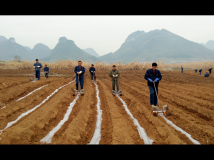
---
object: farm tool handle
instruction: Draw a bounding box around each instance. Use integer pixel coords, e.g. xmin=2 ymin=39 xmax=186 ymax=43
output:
xmin=153 ymin=81 xmax=160 ymax=109
xmin=115 ymin=76 xmax=117 ymax=92
xmin=93 ymin=71 xmax=95 ymax=81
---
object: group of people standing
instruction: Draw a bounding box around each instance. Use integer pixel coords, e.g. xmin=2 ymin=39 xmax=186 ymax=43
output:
xmin=32 ymin=59 xmax=162 ymax=110
xmin=33 ymin=59 xmax=49 ymax=80
xmin=181 ymin=66 xmax=213 ymax=77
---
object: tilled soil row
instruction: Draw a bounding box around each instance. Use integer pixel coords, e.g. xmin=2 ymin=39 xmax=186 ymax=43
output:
xmin=98 ymin=79 xmax=145 ymax=144
xmin=119 ymin=78 xmax=214 ymax=144
xmin=0 ymin=78 xmax=77 ymax=144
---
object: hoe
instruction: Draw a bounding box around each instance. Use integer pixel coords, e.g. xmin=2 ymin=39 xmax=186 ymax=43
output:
xmin=112 ymin=75 xmax=122 ymax=96
xmin=152 ymin=81 xmax=171 ymax=116
xmin=73 ymin=74 xmax=84 ymax=96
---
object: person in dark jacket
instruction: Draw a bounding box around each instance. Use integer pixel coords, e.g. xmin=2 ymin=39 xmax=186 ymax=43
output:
xmin=208 ymin=68 xmax=213 ymax=74
xmin=181 ymin=66 xmax=183 ymax=73
xmin=89 ymin=64 xmax=96 ymax=82
xmin=144 ymin=62 xmax=162 ymax=109
xmin=195 ymin=69 xmax=198 ymax=74
xmin=74 ymin=61 xmax=85 ymax=93
xmin=204 ymin=72 xmax=210 ymax=77
xmin=199 ymin=69 xmax=202 ymax=75
xmin=44 ymin=65 xmax=49 ymax=78
xmin=33 ymin=59 xmax=42 ymax=80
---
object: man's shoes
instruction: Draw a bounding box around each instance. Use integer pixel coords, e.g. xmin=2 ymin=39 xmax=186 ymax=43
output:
xmin=151 ymin=105 xmax=159 ymax=111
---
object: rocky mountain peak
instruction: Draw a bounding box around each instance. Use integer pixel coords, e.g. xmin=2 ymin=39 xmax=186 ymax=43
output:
xmin=9 ymin=37 xmax=15 ymax=43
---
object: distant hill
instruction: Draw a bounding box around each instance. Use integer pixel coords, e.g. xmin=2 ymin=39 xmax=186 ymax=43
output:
xmin=30 ymin=43 xmax=51 ymax=60
xmin=200 ymin=40 xmax=214 ymax=51
xmin=0 ymin=36 xmax=7 ymax=44
xmin=0 ymin=38 xmax=33 ymax=61
xmin=24 ymin=46 xmax=31 ymax=51
xmin=82 ymin=48 xmax=99 ymax=57
xmin=40 ymin=37 xmax=99 ymax=63
xmin=98 ymin=29 xmax=214 ymax=63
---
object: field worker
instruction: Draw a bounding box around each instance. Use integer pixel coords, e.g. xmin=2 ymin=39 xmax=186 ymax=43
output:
xmin=204 ymin=72 xmax=210 ymax=77
xmin=109 ymin=65 xmax=121 ymax=94
xmin=208 ymin=68 xmax=213 ymax=74
xmin=195 ymin=69 xmax=198 ymax=74
xmin=74 ymin=61 xmax=85 ymax=93
xmin=89 ymin=64 xmax=96 ymax=83
xmin=144 ymin=62 xmax=162 ymax=110
xmin=44 ymin=65 xmax=49 ymax=78
xmin=33 ymin=59 xmax=42 ymax=80
xmin=199 ymin=69 xmax=202 ymax=75
xmin=181 ymin=66 xmax=183 ymax=73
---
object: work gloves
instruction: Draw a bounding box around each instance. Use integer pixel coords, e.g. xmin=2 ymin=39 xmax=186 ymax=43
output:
xmin=37 ymin=66 xmax=40 ymax=68
xmin=148 ymin=78 xmax=153 ymax=83
xmin=91 ymin=71 xmax=95 ymax=73
xmin=155 ymin=78 xmax=159 ymax=82
xmin=113 ymin=74 xmax=118 ymax=77
xmin=79 ymin=71 xmax=82 ymax=74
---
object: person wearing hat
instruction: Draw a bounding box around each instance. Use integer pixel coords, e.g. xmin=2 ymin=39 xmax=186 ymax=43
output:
xmin=33 ymin=59 xmax=42 ymax=80
xmin=89 ymin=64 xmax=96 ymax=83
xmin=109 ymin=65 xmax=121 ymax=94
xmin=144 ymin=62 xmax=162 ymax=110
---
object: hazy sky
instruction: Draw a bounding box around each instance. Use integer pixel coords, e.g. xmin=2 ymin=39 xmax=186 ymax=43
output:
xmin=0 ymin=16 xmax=214 ymax=56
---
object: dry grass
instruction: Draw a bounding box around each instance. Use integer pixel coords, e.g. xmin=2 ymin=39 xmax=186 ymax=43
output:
xmin=0 ymin=59 xmax=213 ymax=71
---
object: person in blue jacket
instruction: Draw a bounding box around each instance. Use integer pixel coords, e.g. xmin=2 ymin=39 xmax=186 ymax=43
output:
xmin=33 ymin=59 xmax=42 ymax=80
xmin=181 ymin=66 xmax=183 ymax=73
xmin=144 ymin=62 xmax=162 ymax=109
xmin=74 ymin=61 xmax=85 ymax=93
xmin=204 ymin=72 xmax=209 ymax=77
xmin=44 ymin=64 xmax=49 ymax=78
xmin=208 ymin=68 xmax=213 ymax=74
xmin=199 ymin=69 xmax=202 ymax=75
xmin=89 ymin=64 xmax=96 ymax=83
xmin=195 ymin=69 xmax=198 ymax=74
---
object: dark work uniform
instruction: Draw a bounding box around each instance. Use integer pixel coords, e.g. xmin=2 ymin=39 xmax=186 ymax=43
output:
xmin=74 ymin=66 xmax=85 ymax=90
xmin=89 ymin=67 xmax=96 ymax=81
xmin=144 ymin=69 xmax=162 ymax=106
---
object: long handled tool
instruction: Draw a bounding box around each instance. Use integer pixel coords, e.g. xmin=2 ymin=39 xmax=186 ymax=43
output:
xmin=93 ymin=71 xmax=96 ymax=84
xmin=152 ymin=81 xmax=170 ymax=116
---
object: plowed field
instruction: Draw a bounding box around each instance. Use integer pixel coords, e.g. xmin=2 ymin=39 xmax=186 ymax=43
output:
xmin=0 ymin=69 xmax=214 ymax=144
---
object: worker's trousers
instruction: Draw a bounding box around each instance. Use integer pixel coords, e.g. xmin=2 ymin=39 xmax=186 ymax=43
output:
xmin=112 ymin=78 xmax=119 ymax=92
xmin=76 ymin=77 xmax=84 ymax=90
xmin=35 ymin=70 xmax=40 ymax=80
xmin=148 ymin=85 xmax=158 ymax=106
xmin=45 ymin=73 xmax=49 ymax=78
xmin=90 ymin=72 xmax=96 ymax=81
xmin=181 ymin=70 xmax=183 ymax=73
xmin=199 ymin=72 xmax=201 ymax=75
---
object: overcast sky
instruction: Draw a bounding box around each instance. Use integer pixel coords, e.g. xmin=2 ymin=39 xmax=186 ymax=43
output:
xmin=0 ymin=16 xmax=214 ymax=56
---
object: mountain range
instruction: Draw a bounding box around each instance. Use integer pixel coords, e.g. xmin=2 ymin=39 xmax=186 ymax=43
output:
xmin=200 ymin=40 xmax=214 ymax=51
xmin=99 ymin=29 xmax=214 ymax=63
xmin=40 ymin=37 xmax=98 ymax=62
xmin=1 ymin=30 xmax=214 ymax=63
xmin=82 ymin=48 xmax=99 ymax=57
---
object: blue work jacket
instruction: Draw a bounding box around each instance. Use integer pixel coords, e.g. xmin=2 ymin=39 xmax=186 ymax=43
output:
xmin=74 ymin=66 xmax=85 ymax=79
xmin=144 ymin=69 xmax=162 ymax=87
xmin=34 ymin=63 xmax=42 ymax=71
